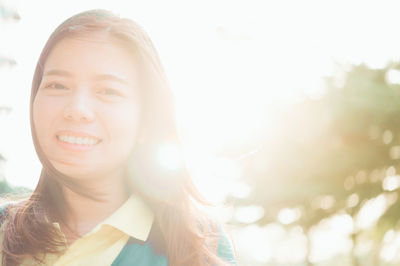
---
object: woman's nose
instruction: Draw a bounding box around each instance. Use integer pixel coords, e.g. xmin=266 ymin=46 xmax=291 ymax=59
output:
xmin=63 ymin=93 xmax=95 ymax=123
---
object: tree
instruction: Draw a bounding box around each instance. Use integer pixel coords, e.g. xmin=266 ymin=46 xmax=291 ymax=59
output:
xmin=0 ymin=3 xmax=23 ymax=196
xmin=229 ymin=62 xmax=400 ymax=265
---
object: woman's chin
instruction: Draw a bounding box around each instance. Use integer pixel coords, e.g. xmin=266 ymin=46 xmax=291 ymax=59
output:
xmin=50 ymin=160 xmax=101 ymax=180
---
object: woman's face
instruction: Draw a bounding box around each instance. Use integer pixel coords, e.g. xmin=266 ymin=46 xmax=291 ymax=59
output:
xmin=33 ymin=36 xmax=142 ymax=181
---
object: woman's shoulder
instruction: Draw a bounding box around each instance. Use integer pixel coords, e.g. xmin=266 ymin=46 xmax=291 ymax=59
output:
xmin=0 ymin=198 xmax=28 ymax=228
xmin=199 ymin=215 xmax=237 ymax=265
xmin=0 ymin=201 xmax=13 ymax=230
xmin=197 ymin=209 xmax=237 ymax=265
xmin=0 ymin=203 xmax=7 ymax=215
xmin=0 ymin=201 xmax=11 ymax=251
xmin=216 ymin=225 xmax=236 ymax=265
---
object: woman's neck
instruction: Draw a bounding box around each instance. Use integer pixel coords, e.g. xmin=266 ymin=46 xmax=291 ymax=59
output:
xmin=61 ymin=175 xmax=130 ymax=244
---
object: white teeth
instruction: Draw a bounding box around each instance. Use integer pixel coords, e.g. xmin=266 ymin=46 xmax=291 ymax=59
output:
xmin=57 ymin=135 xmax=99 ymax=145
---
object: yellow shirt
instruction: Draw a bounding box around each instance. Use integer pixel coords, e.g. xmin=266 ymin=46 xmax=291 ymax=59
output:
xmin=1 ymin=195 xmax=155 ymax=266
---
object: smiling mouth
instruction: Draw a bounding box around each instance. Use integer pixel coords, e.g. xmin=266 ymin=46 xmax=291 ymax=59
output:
xmin=56 ymin=135 xmax=102 ymax=145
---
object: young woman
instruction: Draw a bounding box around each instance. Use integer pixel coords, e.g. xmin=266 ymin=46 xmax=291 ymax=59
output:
xmin=0 ymin=9 xmax=236 ymax=266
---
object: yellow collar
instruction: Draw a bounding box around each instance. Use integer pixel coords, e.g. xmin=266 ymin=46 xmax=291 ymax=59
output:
xmin=92 ymin=195 xmax=154 ymax=241
xmin=54 ymin=195 xmax=155 ymax=242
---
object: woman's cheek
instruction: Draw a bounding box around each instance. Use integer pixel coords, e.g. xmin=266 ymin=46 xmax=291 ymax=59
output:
xmin=107 ymin=105 xmax=141 ymax=145
xmin=33 ymin=96 xmax=64 ymax=141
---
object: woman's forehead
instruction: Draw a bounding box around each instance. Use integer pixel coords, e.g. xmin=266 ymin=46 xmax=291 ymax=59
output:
xmin=45 ymin=36 xmax=138 ymax=67
xmin=42 ymin=37 xmax=141 ymax=89
xmin=47 ymin=32 xmax=138 ymax=63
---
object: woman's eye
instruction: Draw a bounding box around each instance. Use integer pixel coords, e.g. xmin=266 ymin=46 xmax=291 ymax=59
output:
xmin=99 ymin=88 xmax=122 ymax=97
xmin=45 ymin=83 xmax=67 ymax=90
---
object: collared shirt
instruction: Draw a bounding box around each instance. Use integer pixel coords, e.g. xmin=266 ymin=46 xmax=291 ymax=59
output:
xmin=0 ymin=196 xmax=236 ymax=265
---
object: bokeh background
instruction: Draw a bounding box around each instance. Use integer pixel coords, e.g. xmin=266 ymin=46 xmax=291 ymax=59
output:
xmin=2 ymin=0 xmax=400 ymax=265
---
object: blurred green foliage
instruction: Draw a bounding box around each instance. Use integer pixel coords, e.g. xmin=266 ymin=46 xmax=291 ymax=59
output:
xmin=229 ymin=63 xmax=400 ymax=265
xmin=0 ymin=3 xmax=28 ymax=197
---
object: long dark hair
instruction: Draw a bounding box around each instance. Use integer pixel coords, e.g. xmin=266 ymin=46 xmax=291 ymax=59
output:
xmin=1 ymin=9 xmax=230 ymax=266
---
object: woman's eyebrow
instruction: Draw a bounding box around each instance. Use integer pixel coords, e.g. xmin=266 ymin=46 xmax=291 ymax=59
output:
xmin=43 ymin=69 xmax=132 ymax=86
xmin=94 ymin=74 xmax=132 ymax=86
xmin=43 ymin=69 xmax=72 ymax=77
